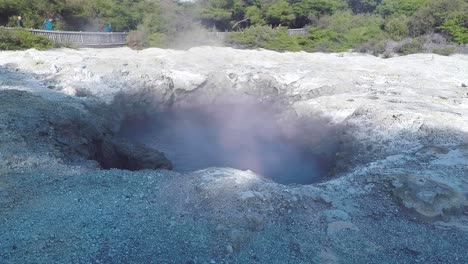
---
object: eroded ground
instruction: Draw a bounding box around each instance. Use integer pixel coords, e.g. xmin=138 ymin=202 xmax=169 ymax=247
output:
xmin=0 ymin=47 xmax=468 ymax=263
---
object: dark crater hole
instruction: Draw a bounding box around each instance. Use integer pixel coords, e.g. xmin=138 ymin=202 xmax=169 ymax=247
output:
xmin=118 ymin=100 xmax=340 ymax=184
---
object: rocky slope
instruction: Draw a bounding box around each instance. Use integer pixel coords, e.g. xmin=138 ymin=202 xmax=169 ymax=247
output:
xmin=0 ymin=47 xmax=467 ymax=263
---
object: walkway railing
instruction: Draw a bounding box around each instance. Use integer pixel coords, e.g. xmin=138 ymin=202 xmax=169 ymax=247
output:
xmin=288 ymin=28 xmax=308 ymax=36
xmin=29 ymin=29 xmax=127 ymax=47
xmin=206 ymin=31 xmax=228 ymax=40
xmin=1 ymin=27 xmax=127 ymax=47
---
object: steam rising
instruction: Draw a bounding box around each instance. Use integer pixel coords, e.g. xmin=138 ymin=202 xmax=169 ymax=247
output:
xmin=119 ymin=99 xmax=338 ymax=184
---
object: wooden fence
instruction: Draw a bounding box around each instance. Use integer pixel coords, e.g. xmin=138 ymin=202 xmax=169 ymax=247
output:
xmin=288 ymin=28 xmax=309 ymax=36
xmin=206 ymin=31 xmax=228 ymax=41
xmin=29 ymin=29 xmax=128 ymax=47
xmin=1 ymin=27 xmax=127 ymax=47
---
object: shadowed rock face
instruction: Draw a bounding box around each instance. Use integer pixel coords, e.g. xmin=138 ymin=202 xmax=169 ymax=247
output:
xmin=0 ymin=90 xmax=172 ymax=171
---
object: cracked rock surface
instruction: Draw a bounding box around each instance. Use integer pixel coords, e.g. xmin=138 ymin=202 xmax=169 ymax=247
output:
xmin=0 ymin=47 xmax=468 ymax=263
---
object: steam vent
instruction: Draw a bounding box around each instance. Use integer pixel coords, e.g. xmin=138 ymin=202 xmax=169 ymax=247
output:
xmin=1 ymin=48 xmax=468 ymax=263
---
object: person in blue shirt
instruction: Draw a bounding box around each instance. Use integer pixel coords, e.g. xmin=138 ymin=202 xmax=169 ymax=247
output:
xmin=43 ymin=19 xmax=54 ymax=30
xmin=104 ymin=24 xmax=112 ymax=32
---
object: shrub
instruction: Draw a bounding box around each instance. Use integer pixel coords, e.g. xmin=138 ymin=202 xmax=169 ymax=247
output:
xmin=146 ymin=32 xmax=170 ymax=48
xmin=420 ymin=33 xmax=445 ymax=51
xmin=382 ymin=51 xmax=393 ymax=58
xmin=54 ymin=41 xmax=79 ymax=49
xmin=384 ymin=15 xmax=410 ymax=40
xmin=432 ymin=46 xmax=456 ymax=56
xmin=0 ymin=28 xmax=53 ymax=50
xmin=304 ymin=28 xmax=342 ymax=52
xmin=357 ymin=39 xmax=387 ymax=55
xmin=227 ymin=25 xmax=303 ymax=51
xmin=127 ymin=28 xmax=170 ymax=49
xmin=394 ymin=38 xmax=424 ymax=55
xmin=384 ymin=34 xmax=461 ymax=55
xmin=419 ymin=33 xmax=462 ymax=55
xmin=127 ymin=30 xmax=148 ymax=49
xmin=306 ymin=11 xmax=386 ymax=52
xmin=457 ymin=45 xmax=468 ymax=54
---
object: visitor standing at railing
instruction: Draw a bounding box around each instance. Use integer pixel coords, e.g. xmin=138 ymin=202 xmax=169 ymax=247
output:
xmin=104 ymin=24 xmax=112 ymax=32
xmin=16 ymin=16 xmax=23 ymax=28
xmin=43 ymin=18 xmax=54 ymax=31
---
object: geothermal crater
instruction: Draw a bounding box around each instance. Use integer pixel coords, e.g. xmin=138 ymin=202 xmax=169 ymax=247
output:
xmin=118 ymin=99 xmax=340 ymax=184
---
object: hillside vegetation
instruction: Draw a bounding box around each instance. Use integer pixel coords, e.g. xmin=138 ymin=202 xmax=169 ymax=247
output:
xmin=0 ymin=0 xmax=466 ymax=54
xmin=0 ymin=28 xmax=53 ymax=50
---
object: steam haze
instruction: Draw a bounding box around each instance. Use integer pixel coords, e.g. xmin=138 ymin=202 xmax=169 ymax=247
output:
xmin=119 ymin=98 xmax=338 ymax=184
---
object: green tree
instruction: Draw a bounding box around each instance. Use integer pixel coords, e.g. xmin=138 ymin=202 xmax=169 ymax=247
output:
xmin=200 ymin=0 xmax=236 ymax=30
xmin=292 ymin=0 xmax=345 ymax=27
xmin=408 ymin=0 xmax=468 ymax=36
xmin=265 ymin=0 xmax=295 ymax=26
xmin=377 ymin=0 xmax=429 ymax=17
xmin=345 ymin=0 xmax=381 ymax=13
xmin=408 ymin=0 xmax=467 ymax=36
xmin=245 ymin=5 xmax=265 ymax=25
xmin=439 ymin=12 xmax=468 ymax=44
xmin=384 ymin=15 xmax=410 ymax=40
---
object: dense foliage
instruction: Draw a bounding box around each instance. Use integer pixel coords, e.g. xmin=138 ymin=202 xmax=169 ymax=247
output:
xmin=219 ymin=0 xmax=467 ymax=54
xmin=0 ymin=0 xmax=151 ymax=31
xmin=1 ymin=0 xmax=467 ymax=54
xmin=0 ymin=28 xmax=53 ymax=50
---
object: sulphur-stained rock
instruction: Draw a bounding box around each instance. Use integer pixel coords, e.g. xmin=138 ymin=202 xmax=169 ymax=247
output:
xmin=391 ymin=174 xmax=466 ymax=218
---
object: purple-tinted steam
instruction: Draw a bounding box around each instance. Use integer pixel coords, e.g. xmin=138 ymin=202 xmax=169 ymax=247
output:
xmin=119 ymin=99 xmax=339 ymax=184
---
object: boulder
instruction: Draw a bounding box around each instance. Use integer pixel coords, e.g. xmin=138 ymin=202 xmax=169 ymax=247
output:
xmin=391 ymin=174 xmax=466 ymax=218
